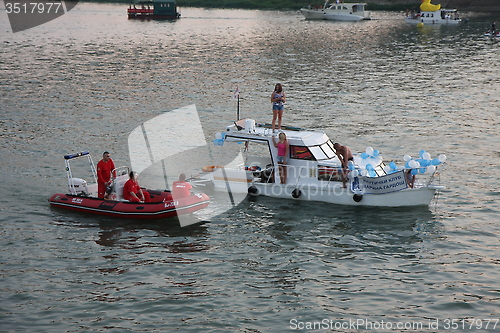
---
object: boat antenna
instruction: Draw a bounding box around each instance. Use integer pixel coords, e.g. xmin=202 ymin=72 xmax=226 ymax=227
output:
xmin=233 ymin=85 xmax=240 ymax=120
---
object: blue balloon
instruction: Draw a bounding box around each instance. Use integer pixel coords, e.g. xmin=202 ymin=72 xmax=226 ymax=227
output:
xmin=419 ymin=167 xmax=426 ymax=174
xmin=213 ymin=139 xmax=224 ymax=146
xmin=416 ymin=158 xmax=430 ymax=167
xmin=389 ymin=161 xmax=397 ymax=169
xmin=431 ymin=158 xmax=441 ymax=166
xmin=361 ymin=152 xmax=369 ymax=159
xmin=420 ymin=159 xmax=430 ymax=167
xmin=373 ymin=149 xmax=379 ymax=156
xmin=405 ymin=161 xmax=411 ymax=169
xmin=348 ymin=164 xmax=355 ymax=171
xmin=369 ymin=170 xmax=377 ymax=177
xmin=411 ymin=169 xmax=418 ymax=176
xmin=366 ymin=164 xmax=374 ymax=171
xmin=419 ymin=150 xmax=426 ymax=158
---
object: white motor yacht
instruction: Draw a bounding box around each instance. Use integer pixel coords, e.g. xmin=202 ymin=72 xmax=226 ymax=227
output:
xmin=193 ymin=119 xmax=446 ymax=207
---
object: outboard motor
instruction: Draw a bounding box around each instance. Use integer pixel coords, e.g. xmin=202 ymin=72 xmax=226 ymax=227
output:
xmin=68 ymin=178 xmax=88 ymax=196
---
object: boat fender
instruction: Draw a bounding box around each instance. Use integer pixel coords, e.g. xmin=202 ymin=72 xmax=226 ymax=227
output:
xmin=248 ymin=185 xmax=260 ymax=196
xmin=353 ymin=194 xmax=363 ymax=202
xmin=202 ymin=165 xmax=223 ymax=172
xmin=202 ymin=165 xmax=215 ymax=172
xmin=292 ymin=188 xmax=302 ymax=199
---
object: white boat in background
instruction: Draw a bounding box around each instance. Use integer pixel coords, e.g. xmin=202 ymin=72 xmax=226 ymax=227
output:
xmin=405 ymin=8 xmax=462 ymax=25
xmin=300 ymin=1 xmax=370 ymax=21
xmin=192 ymin=119 xmax=446 ymax=207
xmin=405 ymin=0 xmax=462 ymax=25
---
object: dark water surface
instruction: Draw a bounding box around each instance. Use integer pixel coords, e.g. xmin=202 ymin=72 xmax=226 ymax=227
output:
xmin=1 ymin=4 xmax=500 ymax=332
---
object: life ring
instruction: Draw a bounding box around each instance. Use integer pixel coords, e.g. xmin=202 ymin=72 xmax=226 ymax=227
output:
xmin=353 ymin=194 xmax=363 ymax=202
xmin=292 ymin=188 xmax=302 ymax=199
xmin=202 ymin=165 xmax=223 ymax=172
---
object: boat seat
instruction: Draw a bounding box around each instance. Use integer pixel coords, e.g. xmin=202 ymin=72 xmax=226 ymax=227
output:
xmin=113 ymin=176 xmax=128 ymax=200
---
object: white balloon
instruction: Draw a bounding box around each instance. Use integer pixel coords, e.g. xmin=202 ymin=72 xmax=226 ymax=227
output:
xmin=403 ymin=155 xmax=411 ymax=162
xmin=438 ymin=154 xmax=447 ymax=162
xmin=409 ymin=160 xmax=420 ymax=169
xmin=366 ymin=147 xmax=374 ymax=156
xmin=383 ymin=165 xmax=391 ymax=173
xmin=360 ymin=170 xmax=367 ymax=177
xmin=426 ymin=165 xmax=436 ymax=173
xmin=423 ymin=152 xmax=431 ymax=160
xmin=215 ymin=133 xmax=222 ymax=140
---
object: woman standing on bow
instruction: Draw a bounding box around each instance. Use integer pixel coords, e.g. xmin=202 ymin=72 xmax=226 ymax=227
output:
xmin=271 ymin=83 xmax=286 ymax=131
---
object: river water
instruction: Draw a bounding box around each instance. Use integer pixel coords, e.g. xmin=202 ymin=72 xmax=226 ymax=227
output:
xmin=1 ymin=3 xmax=500 ymax=332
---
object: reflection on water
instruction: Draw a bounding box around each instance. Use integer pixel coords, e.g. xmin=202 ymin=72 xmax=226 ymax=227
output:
xmin=2 ymin=4 xmax=500 ymax=332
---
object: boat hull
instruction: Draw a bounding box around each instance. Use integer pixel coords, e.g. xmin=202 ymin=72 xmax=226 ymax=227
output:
xmin=300 ymin=7 xmax=370 ymax=21
xmin=212 ymin=180 xmax=437 ymax=207
xmin=323 ymin=13 xmax=365 ymax=21
xmin=300 ymin=8 xmax=327 ymax=20
xmin=405 ymin=18 xmax=461 ymax=25
xmin=128 ymin=13 xmax=180 ymax=20
xmin=49 ymin=191 xmax=209 ymax=219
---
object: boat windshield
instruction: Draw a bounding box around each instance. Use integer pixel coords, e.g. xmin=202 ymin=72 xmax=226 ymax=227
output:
xmin=290 ymin=140 xmax=336 ymax=161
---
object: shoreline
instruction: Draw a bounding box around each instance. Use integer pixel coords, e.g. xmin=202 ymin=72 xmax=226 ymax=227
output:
xmin=86 ymin=1 xmax=500 ymax=12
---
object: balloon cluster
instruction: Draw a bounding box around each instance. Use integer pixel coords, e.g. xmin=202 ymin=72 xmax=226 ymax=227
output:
xmin=382 ymin=161 xmax=399 ymax=175
xmin=402 ymin=150 xmax=446 ymax=176
xmin=347 ymin=163 xmax=377 ymax=178
xmin=356 ymin=147 xmax=380 ymax=177
xmin=349 ymin=148 xmax=446 ymax=180
xmin=213 ymin=132 xmax=225 ymax=146
xmin=360 ymin=146 xmax=380 ymax=159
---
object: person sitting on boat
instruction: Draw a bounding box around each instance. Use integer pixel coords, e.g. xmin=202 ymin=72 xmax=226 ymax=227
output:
xmin=97 ymin=151 xmax=116 ymax=199
xmin=406 ymin=169 xmax=416 ymax=189
xmin=271 ymin=83 xmax=286 ymax=132
xmin=272 ymin=132 xmax=289 ymax=184
xmin=172 ymin=173 xmax=193 ymax=199
xmin=333 ymin=143 xmax=353 ymax=188
xmin=123 ymin=171 xmax=151 ymax=203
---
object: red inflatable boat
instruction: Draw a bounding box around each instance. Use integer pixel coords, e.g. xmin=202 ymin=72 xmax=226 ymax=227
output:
xmin=49 ymin=190 xmax=209 ymax=220
xmin=49 ymin=151 xmax=209 ymax=223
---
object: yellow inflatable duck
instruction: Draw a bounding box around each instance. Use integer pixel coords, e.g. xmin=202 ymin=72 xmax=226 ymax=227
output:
xmin=420 ymin=0 xmax=441 ymax=12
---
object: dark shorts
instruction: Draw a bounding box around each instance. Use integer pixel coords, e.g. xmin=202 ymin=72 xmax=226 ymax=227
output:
xmin=273 ymin=104 xmax=284 ymax=111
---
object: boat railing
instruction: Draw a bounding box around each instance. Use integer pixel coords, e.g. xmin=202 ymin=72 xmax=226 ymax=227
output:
xmin=112 ymin=166 xmax=130 ymax=178
xmin=64 ymin=151 xmax=97 ymax=195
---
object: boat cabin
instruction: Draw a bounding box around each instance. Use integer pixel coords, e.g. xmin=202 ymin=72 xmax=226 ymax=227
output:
xmin=128 ymin=0 xmax=180 ymax=20
xmin=209 ymin=119 xmax=382 ymax=188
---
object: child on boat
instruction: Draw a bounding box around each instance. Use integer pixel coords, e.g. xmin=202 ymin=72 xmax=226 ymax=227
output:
xmin=272 ymin=132 xmax=289 ymax=184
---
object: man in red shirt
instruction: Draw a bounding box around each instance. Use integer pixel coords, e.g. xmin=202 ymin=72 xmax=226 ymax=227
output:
xmin=172 ymin=173 xmax=192 ymax=199
xmin=123 ymin=171 xmax=150 ymax=203
xmin=96 ymin=151 xmax=116 ymax=199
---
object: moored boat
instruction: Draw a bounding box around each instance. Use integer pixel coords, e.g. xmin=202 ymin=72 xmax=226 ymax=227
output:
xmin=192 ymin=119 xmax=446 ymax=207
xmin=300 ymin=1 xmax=370 ymax=21
xmin=405 ymin=1 xmax=462 ymax=25
xmin=49 ymin=151 xmax=209 ymax=226
xmin=484 ymin=30 xmax=500 ymax=37
xmin=128 ymin=0 xmax=180 ymax=20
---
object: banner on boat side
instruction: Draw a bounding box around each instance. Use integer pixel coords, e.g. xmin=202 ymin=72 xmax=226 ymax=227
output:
xmin=351 ymin=170 xmax=408 ymax=195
